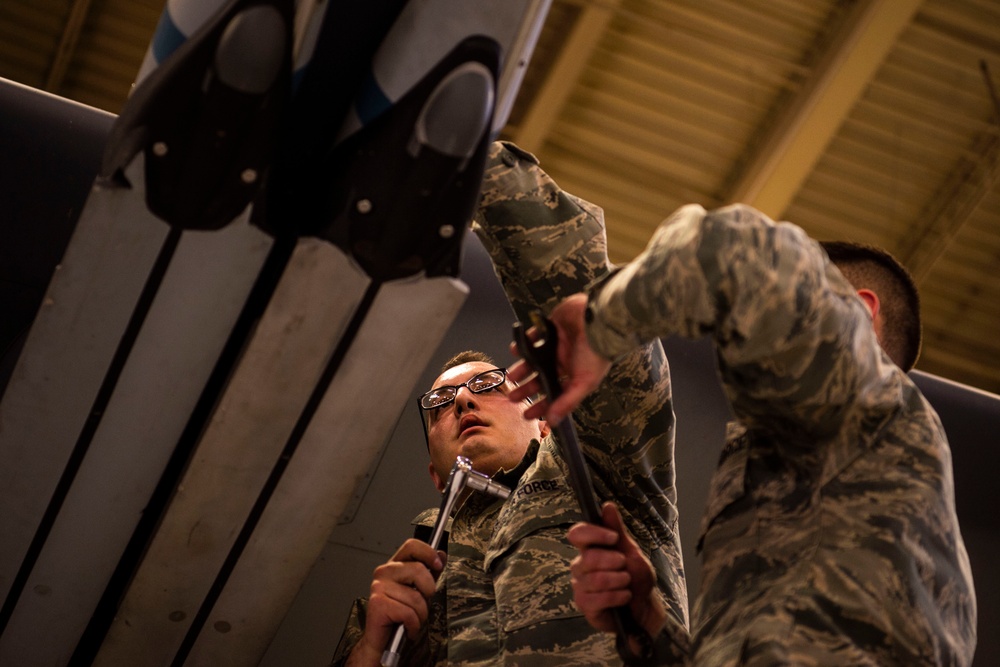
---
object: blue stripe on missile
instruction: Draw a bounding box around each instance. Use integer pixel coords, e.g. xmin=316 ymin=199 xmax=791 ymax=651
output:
xmin=151 ymin=8 xmax=188 ymax=66
xmin=356 ymin=70 xmax=392 ymax=126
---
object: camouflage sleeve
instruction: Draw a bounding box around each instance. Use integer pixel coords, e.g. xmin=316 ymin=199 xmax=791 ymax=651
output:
xmin=585 ymin=203 xmax=896 ymax=439
xmin=328 ymin=598 xmax=366 ymax=667
xmin=473 ymin=141 xmax=687 ymax=628
xmin=472 ymin=142 xmax=612 ymax=319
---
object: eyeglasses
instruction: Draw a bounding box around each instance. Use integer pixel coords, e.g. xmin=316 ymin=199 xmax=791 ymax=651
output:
xmin=417 ymin=368 xmax=508 ymax=412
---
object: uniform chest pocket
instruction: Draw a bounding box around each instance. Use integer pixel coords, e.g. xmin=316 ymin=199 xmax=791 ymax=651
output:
xmin=486 ymin=475 xmax=585 ymax=633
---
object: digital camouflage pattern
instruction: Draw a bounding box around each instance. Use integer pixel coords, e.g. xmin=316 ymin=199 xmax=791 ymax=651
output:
xmin=585 ymin=203 xmax=977 ymax=665
xmin=331 ymin=142 xmax=689 ymax=666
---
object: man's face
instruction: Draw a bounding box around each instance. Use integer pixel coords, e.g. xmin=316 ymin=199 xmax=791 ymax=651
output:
xmin=424 ymin=361 xmax=549 ymax=491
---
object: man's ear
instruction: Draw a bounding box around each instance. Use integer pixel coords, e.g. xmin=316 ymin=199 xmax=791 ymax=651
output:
xmin=857 ymin=288 xmax=880 ymax=321
xmin=429 ymin=462 xmax=445 ymax=492
xmin=537 ymin=417 xmax=552 ymax=440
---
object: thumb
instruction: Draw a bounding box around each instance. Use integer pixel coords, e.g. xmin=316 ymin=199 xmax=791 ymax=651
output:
xmin=601 ymin=502 xmax=641 ymax=559
xmin=600 ymin=501 xmax=624 ymax=536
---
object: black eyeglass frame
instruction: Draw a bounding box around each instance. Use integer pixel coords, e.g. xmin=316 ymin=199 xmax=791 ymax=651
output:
xmin=415 ymin=368 xmax=508 ymax=444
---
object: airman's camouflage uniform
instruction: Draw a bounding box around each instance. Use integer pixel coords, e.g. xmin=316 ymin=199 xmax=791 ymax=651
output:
xmin=584 ymin=203 xmax=977 ymax=665
xmin=331 ymin=142 xmax=689 ymax=666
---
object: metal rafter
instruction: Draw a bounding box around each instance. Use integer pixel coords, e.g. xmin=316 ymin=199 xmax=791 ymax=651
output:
xmin=44 ymin=0 xmax=93 ymax=93
xmin=899 ymin=61 xmax=1000 ymax=282
xmin=510 ymin=0 xmax=623 ymax=149
xmin=726 ymin=0 xmax=922 ymax=219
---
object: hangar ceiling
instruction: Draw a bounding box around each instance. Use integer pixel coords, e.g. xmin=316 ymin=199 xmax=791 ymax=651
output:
xmin=1 ymin=0 xmax=999 ymax=394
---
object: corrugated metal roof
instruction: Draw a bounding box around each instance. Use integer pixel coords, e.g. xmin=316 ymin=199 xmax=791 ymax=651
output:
xmin=2 ymin=0 xmax=998 ymax=393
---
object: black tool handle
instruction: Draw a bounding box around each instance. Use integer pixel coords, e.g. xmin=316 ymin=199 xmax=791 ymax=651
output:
xmin=513 ymin=313 xmax=654 ymax=665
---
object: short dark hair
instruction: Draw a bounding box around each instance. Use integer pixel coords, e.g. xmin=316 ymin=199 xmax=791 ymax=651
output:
xmin=820 ymin=241 xmax=922 ymax=371
xmin=438 ymin=350 xmax=497 ymax=374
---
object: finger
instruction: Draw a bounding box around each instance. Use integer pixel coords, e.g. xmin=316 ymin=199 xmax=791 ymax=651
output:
xmin=521 ymin=397 xmax=550 ymax=421
xmin=573 ymin=568 xmax=632 ymax=594
xmin=571 ymin=547 xmax=628 ymax=580
xmin=504 ymin=357 xmax=533 ymax=384
xmin=572 ymin=571 xmax=632 ymax=596
xmin=600 ymin=502 xmax=624 ymax=534
xmin=506 ymin=378 xmax=540 ymax=403
xmin=393 ymin=539 xmax=443 ymax=571
xmin=372 ymin=578 xmax=430 ymax=614
xmin=373 ymin=561 xmax=438 ymax=599
xmin=508 ymin=325 xmax=541 ymax=361
xmin=574 ymin=579 xmax=634 ymax=606
xmin=429 ymin=549 xmax=448 ymax=583
xmin=368 ymin=587 xmax=427 ymax=639
xmin=567 ymin=521 xmax=620 ymax=551
xmin=600 ymin=503 xmax=644 ymax=561
xmin=574 ymin=590 xmax=633 ymax=631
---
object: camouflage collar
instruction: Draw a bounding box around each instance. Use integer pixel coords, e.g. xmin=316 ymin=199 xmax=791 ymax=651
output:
xmin=494 ymin=438 xmax=541 ymax=489
xmin=411 ymin=438 xmax=542 ymax=532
